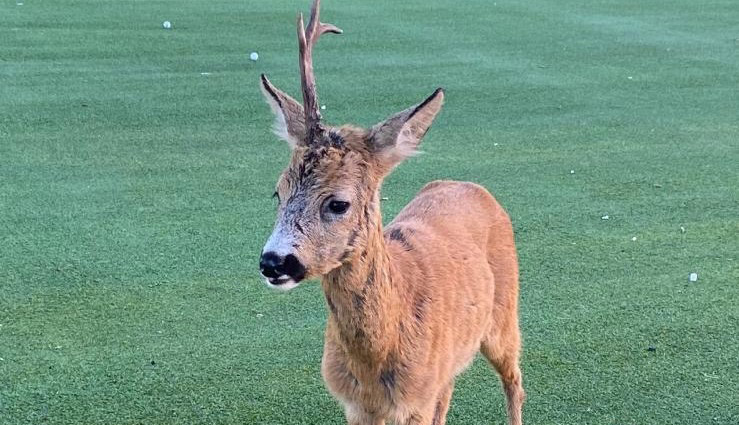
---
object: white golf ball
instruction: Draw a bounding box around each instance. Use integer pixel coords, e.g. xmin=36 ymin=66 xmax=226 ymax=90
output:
xmin=250 ymin=52 xmax=259 ymax=61
xmin=162 ymin=21 xmax=172 ymax=29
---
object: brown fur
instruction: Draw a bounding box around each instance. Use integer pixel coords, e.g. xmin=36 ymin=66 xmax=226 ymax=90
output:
xmin=262 ymin=121 xmax=525 ymax=424
xmin=319 ymin=176 xmax=524 ymax=425
xmin=259 ymin=2 xmax=524 ymax=423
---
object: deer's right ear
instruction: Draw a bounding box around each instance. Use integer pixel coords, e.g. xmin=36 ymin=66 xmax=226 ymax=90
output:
xmin=260 ymin=74 xmax=306 ymax=148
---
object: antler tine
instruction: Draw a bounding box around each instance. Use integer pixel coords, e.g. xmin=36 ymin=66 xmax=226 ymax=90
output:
xmin=307 ymin=0 xmax=342 ymax=38
xmin=297 ymin=0 xmax=342 ymax=143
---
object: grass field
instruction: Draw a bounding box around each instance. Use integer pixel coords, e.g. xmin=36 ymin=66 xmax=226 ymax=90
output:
xmin=1 ymin=0 xmax=737 ymax=424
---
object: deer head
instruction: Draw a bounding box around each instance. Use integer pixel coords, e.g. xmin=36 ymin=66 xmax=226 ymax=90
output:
xmin=259 ymin=0 xmax=444 ymax=290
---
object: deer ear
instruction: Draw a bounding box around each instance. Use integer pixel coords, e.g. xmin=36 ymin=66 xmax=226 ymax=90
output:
xmin=369 ymin=88 xmax=444 ymax=170
xmin=260 ymin=74 xmax=306 ymax=148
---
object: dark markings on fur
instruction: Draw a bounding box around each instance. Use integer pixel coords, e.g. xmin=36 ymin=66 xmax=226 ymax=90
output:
xmin=305 ymin=121 xmax=326 ymax=147
xmin=413 ymin=292 xmax=429 ymax=322
xmin=293 ymin=162 xmax=306 ymax=183
xmin=352 ymin=292 xmax=365 ymax=310
xmin=325 ymin=294 xmax=337 ymax=315
xmin=339 ymin=228 xmax=360 ymax=263
xmin=294 ymin=220 xmax=305 ymax=235
xmin=299 ymin=148 xmax=325 ymax=181
xmin=431 ymin=401 xmax=442 ymax=425
xmin=365 ymin=259 xmax=376 ymax=288
xmin=363 ymin=205 xmax=371 ymax=225
xmin=403 ymin=414 xmax=424 ymax=425
xmin=379 ymin=368 xmax=396 ymax=394
xmin=328 ymin=131 xmax=345 ymax=147
xmin=388 ymin=227 xmax=406 ymax=242
xmin=354 ymin=326 xmax=365 ymax=340
xmin=338 ymin=249 xmax=352 ymax=263
xmin=347 ymin=228 xmax=359 ymax=247
xmin=295 ymin=144 xmax=352 ymax=186
xmin=388 ymin=227 xmax=413 ymax=251
xmin=345 ymin=368 xmax=360 ymax=391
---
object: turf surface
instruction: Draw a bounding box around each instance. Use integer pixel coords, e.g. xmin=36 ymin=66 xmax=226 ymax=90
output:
xmin=1 ymin=0 xmax=737 ymax=424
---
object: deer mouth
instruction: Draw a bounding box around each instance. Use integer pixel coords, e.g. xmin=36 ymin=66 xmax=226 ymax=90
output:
xmin=264 ymin=275 xmax=302 ymax=291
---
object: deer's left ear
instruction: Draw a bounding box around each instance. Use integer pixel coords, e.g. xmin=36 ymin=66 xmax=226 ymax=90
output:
xmin=369 ymin=88 xmax=444 ymax=171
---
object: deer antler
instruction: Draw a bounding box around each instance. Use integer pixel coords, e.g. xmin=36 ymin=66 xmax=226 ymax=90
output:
xmin=297 ymin=0 xmax=342 ymax=143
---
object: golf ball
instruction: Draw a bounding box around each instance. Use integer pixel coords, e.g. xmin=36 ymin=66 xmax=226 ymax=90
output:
xmin=162 ymin=21 xmax=172 ymax=29
xmin=250 ymin=52 xmax=259 ymax=61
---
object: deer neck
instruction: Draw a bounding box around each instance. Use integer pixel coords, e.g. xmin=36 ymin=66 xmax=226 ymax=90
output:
xmin=321 ymin=202 xmax=399 ymax=364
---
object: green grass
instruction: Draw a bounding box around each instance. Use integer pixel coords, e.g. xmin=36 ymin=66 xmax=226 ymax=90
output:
xmin=1 ymin=0 xmax=737 ymax=423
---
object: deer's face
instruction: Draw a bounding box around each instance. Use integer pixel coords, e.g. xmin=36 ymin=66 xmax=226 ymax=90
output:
xmin=257 ymin=74 xmax=443 ymax=291
xmin=260 ymin=129 xmax=376 ymax=290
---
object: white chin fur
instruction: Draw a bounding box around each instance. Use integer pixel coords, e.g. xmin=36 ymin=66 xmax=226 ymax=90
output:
xmin=263 ymin=276 xmax=300 ymax=291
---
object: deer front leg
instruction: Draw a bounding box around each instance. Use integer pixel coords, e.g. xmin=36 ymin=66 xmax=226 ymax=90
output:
xmin=344 ymin=403 xmax=385 ymax=425
xmin=399 ymin=392 xmax=453 ymax=425
xmin=431 ymin=382 xmax=455 ymax=425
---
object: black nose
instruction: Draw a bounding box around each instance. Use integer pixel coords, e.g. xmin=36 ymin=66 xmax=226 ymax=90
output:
xmin=259 ymin=252 xmax=283 ymax=278
xmin=260 ymin=252 xmax=306 ymax=283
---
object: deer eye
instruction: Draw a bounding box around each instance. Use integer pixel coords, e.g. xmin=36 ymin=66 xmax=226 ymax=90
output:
xmin=327 ymin=200 xmax=350 ymax=215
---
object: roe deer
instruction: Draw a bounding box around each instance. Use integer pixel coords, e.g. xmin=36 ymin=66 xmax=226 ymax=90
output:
xmin=258 ymin=1 xmax=524 ymax=424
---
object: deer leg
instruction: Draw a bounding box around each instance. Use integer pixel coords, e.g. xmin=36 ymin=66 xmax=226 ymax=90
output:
xmin=430 ymin=382 xmax=455 ymax=425
xmin=397 ymin=385 xmax=453 ymax=425
xmin=347 ymin=417 xmax=384 ymax=425
xmin=345 ymin=404 xmax=385 ymax=425
xmin=481 ymin=328 xmax=525 ymax=425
